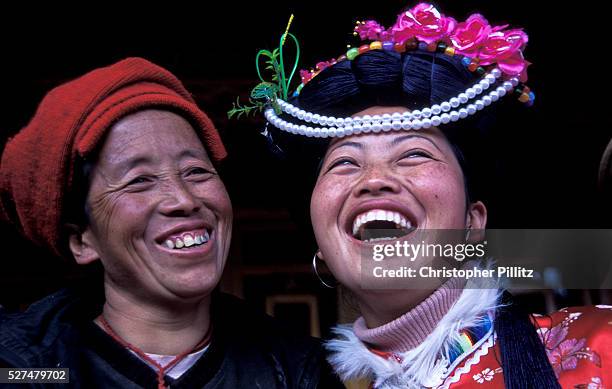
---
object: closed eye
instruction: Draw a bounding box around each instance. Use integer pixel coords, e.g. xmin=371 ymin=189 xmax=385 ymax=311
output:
xmin=326 ymin=158 xmax=359 ymax=172
xmin=127 ymin=176 xmax=153 ymax=186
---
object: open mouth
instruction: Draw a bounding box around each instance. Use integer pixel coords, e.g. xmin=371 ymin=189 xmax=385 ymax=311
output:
xmin=351 ymin=209 xmax=415 ymax=242
xmin=162 ymin=229 xmax=210 ymax=250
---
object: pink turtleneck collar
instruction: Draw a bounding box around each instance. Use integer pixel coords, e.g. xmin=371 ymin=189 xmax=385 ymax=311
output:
xmin=353 ymin=277 xmax=465 ymax=353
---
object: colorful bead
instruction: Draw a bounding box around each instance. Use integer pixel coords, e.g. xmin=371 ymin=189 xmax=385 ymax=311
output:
xmin=426 ymin=42 xmax=437 ymax=52
xmin=358 ymin=44 xmax=370 ymax=54
xmin=476 ymin=67 xmax=486 ymax=76
xmin=346 ymin=48 xmax=359 ymax=60
xmin=444 ymin=46 xmax=455 ymax=56
xmin=436 ymin=42 xmax=447 ymax=53
xmin=370 ymin=41 xmax=382 ymax=50
xmin=405 ymin=38 xmax=419 ymax=51
xmin=518 ymin=92 xmax=530 ymax=103
xmin=382 ymin=41 xmax=394 ymax=51
xmin=418 ymin=42 xmax=427 ymax=50
xmin=468 ymin=62 xmax=479 ymax=72
xmin=394 ymin=42 xmax=406 ymax=53
xmin=528 ymin=92 xmax=535 ymax=101
xmin=461 ymin=57 xmax=471 ymax=66
xmin=337 ymin=54 xmax=347 ymax=62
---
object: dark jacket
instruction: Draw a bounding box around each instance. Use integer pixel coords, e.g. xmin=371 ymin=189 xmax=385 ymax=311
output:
xmin=0 ymin=286 xmax=342 ymax=389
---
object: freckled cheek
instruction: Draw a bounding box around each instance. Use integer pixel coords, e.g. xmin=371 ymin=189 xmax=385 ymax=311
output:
xmin=311 ymin=178 xmax=347 ymax=228
xmin=409 ymin=167 xmax=466 ymax=220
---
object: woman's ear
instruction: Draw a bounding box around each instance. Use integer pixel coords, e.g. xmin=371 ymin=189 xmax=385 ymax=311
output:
xmin=66 ymin=224 xmax=100 ymax=265
xmin=466 ymin=200 xmax=487 ymax=230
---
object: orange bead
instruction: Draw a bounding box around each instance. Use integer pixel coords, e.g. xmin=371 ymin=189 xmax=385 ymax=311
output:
xmin=394 ymin=42 xmax=406 ymax=53
xmin=468 ymin=62 xmax=479 ymax=72
xmin=358 ymin=44 xmax=370 ymax=54
xmin=444 ymin=46 xmax=455 ymax=56
xmin=518 ymin=93 xmax=530 ymax=103
xmin=427 ymin=42 xmax=437 ymax=52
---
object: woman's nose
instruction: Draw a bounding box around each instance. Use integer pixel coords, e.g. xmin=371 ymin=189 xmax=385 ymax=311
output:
xmin=353 ymin=168 xmax=401 ymax=197
xmin=159 ymin=179 xmax=201 ymax=216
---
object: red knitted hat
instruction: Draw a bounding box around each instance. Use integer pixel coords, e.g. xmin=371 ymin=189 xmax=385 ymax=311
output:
xmin=0 ymin=57 xmax=227 ymax=258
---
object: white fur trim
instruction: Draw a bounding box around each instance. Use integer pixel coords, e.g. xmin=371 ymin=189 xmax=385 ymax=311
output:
xmin=326 ymin=285 xmax=501 ymax=388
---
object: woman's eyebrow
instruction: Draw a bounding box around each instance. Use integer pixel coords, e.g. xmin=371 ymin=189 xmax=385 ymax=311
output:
xmin=390 ymin=134 xmax=443 ymax=152
xmin=327 ymin=140 xmax=364 ymax=155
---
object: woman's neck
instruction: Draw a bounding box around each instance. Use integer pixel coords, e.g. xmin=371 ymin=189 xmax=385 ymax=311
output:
xmin=354 ymin=278 xmax=466 ymax=352
xmin=96 ymin=284 xmax=212 ymax=355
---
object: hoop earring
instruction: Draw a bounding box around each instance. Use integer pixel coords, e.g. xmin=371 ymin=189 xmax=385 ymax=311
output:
xmin=312 ymin=253 xmax=337 ymax=289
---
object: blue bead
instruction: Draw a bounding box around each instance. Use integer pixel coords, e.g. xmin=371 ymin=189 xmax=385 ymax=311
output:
xmin=382 ymin=41 xmax=394 ymax=51
xmin=418 ymin=42 xmax=427 ymax=50
xmin=528 ymin=92 xmax=535 ymax=101
xmin=461 ymin=57 xmax=471 ymax=66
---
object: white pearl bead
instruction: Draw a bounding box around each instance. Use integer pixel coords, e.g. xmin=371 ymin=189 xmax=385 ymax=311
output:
xmin=311 ymin=127 xmax=320 ymax=137
xmin=392 ymin=112 xmax=402 ymax=121
xmin=450 ymin=98 xmax=460 ymax=108
xmin=485 ymin=74 xmax=496 ymax=83
xmin=475 ymin=100 xmax=484 ymax=110
xmin=382 ymin=113 xmax=391 ymax=122
xmin=441 ymin=102 xmax=451 ymax=112
xmin=483 ymin=96 xmax=492 ymax=106
xmin=431 ymin=116 xmax=441 ymax=126
xmin=422 ymin=118 xmax=432 ymax=128
xmin=401 ymin=120 xmax=412 ymax=130
xmin=382 ymin=121 xmax=392 ymax=131
xmin=362 ymin=125 xmax=372 ymax=133
xmin=474 ymin=85 xmax=483 ymax=94
xmin=412 ymin=110 xmax=422 ymax=119
xmin=304 ymin=112 xmax=313 ymax=122
xmin=297 ymin=110 xmax=305 ymax=120
xmin=479 ymin=79 xmax=490 ymax=89
xmin=299 ymin=125 xmax=308 ymax=136
xmin=353 ymin=123 xmax=362 ymax=134
xmin=458 ymin=93 xmax=468 ymax=103
xmin=344 ymin=126 xmax=354 ymax=136
xmin=422 ymin=108 xmax=432 ymax=117
xmin=503 ymin=81 xmax=513 ymax=91
xmin=431 ymin=105 xmax=441 ymax=115
xmin=412 ymin=119 xmax=422 ymax=130
xmin=441 ymin=113 xmax=451 ymax=124
xmin=343 ymin=125 xmax=353 ymax=136
xmin=312 ymin=113 xmax=321 ymax=124
xmin=450 ymin=111 xmax=459 ymax=121
xmin=328 ymin=117 xmax=337 ymax=127
xmin=336 ymin=118 xmax=345 ymax=127
xmin=510 ymin=78 xmax=519 ymax=86
xmin=362 ymin=114 xmax=372 ymax=123
xmin=402 ymin=112 xmax=412 ymax=120
xmin=392 ymin=120 xmax=402 ymax=130
xmin=466 ymin=88 xmax=476 ymax=98
xmin=372 ymin=122 xmax=382 ymax=132
xmin=491 ymin=68 xmax=501 ymax=78
xmin=344 ymin=117 xmax=353 ymax=126
xmin=467 ymin=105 xmax=476 ymax=115
xmin=459 ymin=108 xmax=468 ymax=118
xmin=372 ymin=115 xmax=382 ymax=122
xmin=496 ymin=86 xmax=507 ymax=96
xmin=490 ymin=91 xmax=499 ymax=102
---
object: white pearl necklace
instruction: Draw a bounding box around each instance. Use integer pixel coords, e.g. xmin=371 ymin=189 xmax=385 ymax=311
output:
xmin=264 ymin=72 xmax=518 ymax=138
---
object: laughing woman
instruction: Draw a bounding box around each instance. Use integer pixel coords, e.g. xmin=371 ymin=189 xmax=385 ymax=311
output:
xmin=235 ymin=3 xmax=612 ymax=388
xmin=0 ymin=58 xmax=341 ymax=388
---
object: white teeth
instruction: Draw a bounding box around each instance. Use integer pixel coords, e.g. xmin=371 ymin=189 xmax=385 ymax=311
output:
xmin=175 ymin=238 xmax=185 ymax=248
xmin=165 ymin=240 xmax=174 ymax=249
xmin=183 ymin=234 xmax=195 ymax=247
xmin=194 ymin=235 xmax=203 ymax=244
xmin=351 ymin=209 xmax=413 ymax=238
xmin=203 ymin=230 xmax=210 ymax=242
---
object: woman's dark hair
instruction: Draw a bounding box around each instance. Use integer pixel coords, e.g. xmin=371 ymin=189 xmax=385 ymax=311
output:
xmin=291 ymin=49 xmax=559 ymax=387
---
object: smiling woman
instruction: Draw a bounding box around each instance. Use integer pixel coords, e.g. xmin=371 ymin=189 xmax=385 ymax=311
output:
xmin=0 ymin=58 xmax=342 ymax=388
xmin=235 ymin=2 xmax=612 ymax=388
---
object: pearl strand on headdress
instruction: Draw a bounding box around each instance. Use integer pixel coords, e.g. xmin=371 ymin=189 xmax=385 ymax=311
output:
xmin=264 ymin=76 xmax=518 ymax=138
xmin=281 ymin=68 xmax=502 ymax=127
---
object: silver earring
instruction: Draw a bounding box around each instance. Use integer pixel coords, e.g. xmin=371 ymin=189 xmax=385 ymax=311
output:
xmin=465 ymin=225 xmax=473 ymax=241
xmin=312 ymin=253 xmax=337 ymax=288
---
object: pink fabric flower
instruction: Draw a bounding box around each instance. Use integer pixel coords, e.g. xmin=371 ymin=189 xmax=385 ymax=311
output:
xmin=478 ymin=27 xmax=529 ymax=79
xmin=450 ymin=14 xmax=491 ymax=56
xmin=391 ymin=3 xmax=457 ymax=44
xmin=355 ymin=20 xmax=386 ymax=41
xmin=300 ymin=69 xmax=313 ymax=84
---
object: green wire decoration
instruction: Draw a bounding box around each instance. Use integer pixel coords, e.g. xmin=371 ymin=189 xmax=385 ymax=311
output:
xmin=228 ymin=16 xmax=300 ymax=119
